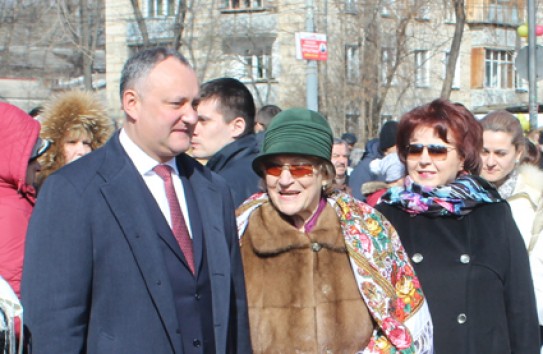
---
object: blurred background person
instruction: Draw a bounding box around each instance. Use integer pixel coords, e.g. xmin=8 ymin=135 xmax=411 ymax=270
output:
xmin=340 ymin=132 xmax=357 ymax=152
xmin=0 ymin=102 xmax=50 ymax=299
xmin=340 ymin=132 xmax=361 ymax=172
xmin=254 ymin=104 xmax=281 ymax=148
xmin=330 ymin=138 xmax=352 ymax=194
xmin=237 ymin=108 xmax=432 ymax=353
xmin=349 ymin=121 xmax=398 ymax=201
xmin=0 ymin=102 xmax=49 ymax=351
xmin=480 ymin=110 xmax=543 ymax=351
xmin=522 ymin=136 xmax=542 ymax=166
xmin=362 ymin=152 xmax=405 ymax=207
xmin=377 ymin=99 xmax=539 ymax=354
xmin=27 ymin=106 xmax=43 ymax=121
xmin=37 ymin=90 xmax=113 ymax=188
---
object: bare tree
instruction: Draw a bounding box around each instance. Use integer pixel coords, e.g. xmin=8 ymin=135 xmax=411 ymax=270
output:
xmin=129 ymin=0 xmax=191 ymax=51
xmin=130 ymin=0 xmax=150 ymax=47
xmin=0 ymin=1 xmax=22 ymax=69
xmin=441 ymin=0 xmax=465 ymax=99
xmin=57 ymin=0 xmax=104 ymax=89
xmin=172 ymin=0 xmax=188 ymax=50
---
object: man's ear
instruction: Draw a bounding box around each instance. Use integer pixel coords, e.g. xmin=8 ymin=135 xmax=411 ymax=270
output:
xmin=122 ymin=89 xmax=139 ymax=121
xmin=229 ymin=117 xmax=247 ymax=138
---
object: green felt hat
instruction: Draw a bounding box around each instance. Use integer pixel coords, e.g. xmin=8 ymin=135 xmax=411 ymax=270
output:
xmin=252 ymin=108 xmax=333 ymax=175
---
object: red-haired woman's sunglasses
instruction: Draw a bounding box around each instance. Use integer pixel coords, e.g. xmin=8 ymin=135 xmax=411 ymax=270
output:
xmin=406 ymin=143 xmax=456 ymax=161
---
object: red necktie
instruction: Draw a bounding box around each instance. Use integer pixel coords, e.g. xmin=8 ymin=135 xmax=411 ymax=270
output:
xmin=154 ymin=164 xmax=195 ymax=274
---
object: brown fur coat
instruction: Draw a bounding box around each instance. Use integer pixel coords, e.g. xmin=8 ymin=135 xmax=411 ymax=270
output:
xmin=241 ymin=202 xmax=374 ymax=353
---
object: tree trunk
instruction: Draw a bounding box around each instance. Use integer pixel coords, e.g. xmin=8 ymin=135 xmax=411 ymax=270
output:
xmin=130 ymin=0 xmax=150 ymax=48
xmin=80 ymin=0 xmax=93 ymax=90
xmin=441 ymin=0 xmax=465 ymax=99
xmin=172 ymin=0 xmax=187 ymax=50
xmin=1 ymin=2 xmax=22 ymax=68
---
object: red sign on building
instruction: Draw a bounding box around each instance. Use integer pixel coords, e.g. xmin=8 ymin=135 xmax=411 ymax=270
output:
xmin=295 ymin=32 xmax=328 ymax=61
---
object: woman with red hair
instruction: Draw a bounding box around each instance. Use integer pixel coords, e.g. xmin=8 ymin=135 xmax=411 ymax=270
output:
xmin=376 ymin=99 xmax=539 ymax=353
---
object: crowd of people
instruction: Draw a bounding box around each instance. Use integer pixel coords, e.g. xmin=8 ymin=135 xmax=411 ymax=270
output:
xmin=0 ymin=45 xmax=541 ymax=353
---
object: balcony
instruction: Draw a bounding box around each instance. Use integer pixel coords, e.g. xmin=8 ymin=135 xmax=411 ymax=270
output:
xmin=467 ymin=1 xmax=523 ymax=27
xmin=126 ymin=18 xmax=178 ymax=45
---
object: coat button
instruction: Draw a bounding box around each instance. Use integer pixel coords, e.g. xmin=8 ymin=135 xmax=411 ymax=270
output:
xmin=457 ymin=313 xmax=467 ymax=324
xmin=311 ymin=242 xmax=322 ymax=252
xmin=460 ymin=254 xmax=470 ymax=264
xmin=412 ymin=253 xmax=423 ymax=263
xmin=193 ymin=339 xmax=201 ymax=347
xmin=194 ymin=293 xmax=201 ymax=300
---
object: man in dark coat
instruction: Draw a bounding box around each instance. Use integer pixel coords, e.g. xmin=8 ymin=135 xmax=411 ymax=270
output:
xmin=348 ymin=138 xmax=383 ymax=200
xmin=22 ymin=47 xmax=251 ymax=354
xmin=191 ymin=78 xmax=260 ymax=206
xmin=349 ymin=121 xmax=399 ymax=201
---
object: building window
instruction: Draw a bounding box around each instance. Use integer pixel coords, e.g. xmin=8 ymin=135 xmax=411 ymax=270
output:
xmin=345 ymin=45 xmax=360 ymax=83
xmin=485 ymin=49 xmax=514 ymax=88
xmin=223 ymin=0 xmax=263 ymax=10
xmin=381 ymin=0 xmax=428 ymax=19
xmin=486 ymin=0 xmax=519 ymax=24
xmin=409 ymin=0 xmax=430 ymax=20
xmin=381 ymin=0 xmax=395 ymax=17
xmin=241 ymin=50 xmax=273 ymax=81
xmin=345 ymin=0 xmax=358 ymax=13
xmin=443 ymin=51 xmax=461 ymax=89
xmin=415 ymin=50 xmax=430 ymax=87
xmin=382 ymin=47 xmax=397 ymax=86
xmin=145 ymin=0 xmax=178 ymax=17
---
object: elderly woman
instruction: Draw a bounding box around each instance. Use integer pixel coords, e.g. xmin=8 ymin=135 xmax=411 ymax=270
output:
xmin=236 ymin=108 xmax=433 ymax=353
xmin=375 ymin=99 xmax=539 ymax=353
xmin=37 ymin=90 xmax=113 ymax=187
xmin=480 ymin=110 xmax=543 ymax=351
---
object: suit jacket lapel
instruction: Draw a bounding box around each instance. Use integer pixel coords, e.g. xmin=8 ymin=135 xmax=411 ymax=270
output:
xmin=98 ymin=135 xmax=183 ymax=353
xmin=177 ymin=155 xmax=231 ymax=350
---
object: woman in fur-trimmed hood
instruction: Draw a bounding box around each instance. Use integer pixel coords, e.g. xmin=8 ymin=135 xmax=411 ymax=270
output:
xmin=37 ymin=90 xmax=113 ymax=187
xmin=236 ymin=108 xmax=433 ymax=353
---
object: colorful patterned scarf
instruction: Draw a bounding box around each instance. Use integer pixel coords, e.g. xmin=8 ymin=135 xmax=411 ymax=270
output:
xmin=380 ymin=174 xmax=502 ymax=216
xmin=237 ymin=192 xmax=434 ymax=353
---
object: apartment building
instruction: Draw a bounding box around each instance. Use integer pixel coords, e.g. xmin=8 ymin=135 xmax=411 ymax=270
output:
xmin=105 ymin=0 xmax=536 ymax=141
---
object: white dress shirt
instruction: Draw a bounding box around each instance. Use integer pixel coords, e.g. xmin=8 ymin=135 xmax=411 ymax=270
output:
xmin=119 ymin=129 xmax=193 ymax=238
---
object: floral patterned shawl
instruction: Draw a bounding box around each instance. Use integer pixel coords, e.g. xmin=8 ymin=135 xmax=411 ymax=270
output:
xmin=237 ymin=192 xmax=434 ymax=353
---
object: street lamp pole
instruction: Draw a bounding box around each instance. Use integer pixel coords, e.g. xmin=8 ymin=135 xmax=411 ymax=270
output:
xmin=528 ymin=0 xmax=538 ymax=130
xmin=306 ymin=0 xmax=318 ymax=111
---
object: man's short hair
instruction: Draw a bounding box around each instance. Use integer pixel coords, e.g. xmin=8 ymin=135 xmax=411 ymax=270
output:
xmin=256 ymin=105 xmax=282 ymax=130
xmin=199 ymin=78 xmax=256 ymax=136
xmin=119 ymin=47 xmax=190 ymax=100
xmin=332 ymin=138 xmax=350 ymax=150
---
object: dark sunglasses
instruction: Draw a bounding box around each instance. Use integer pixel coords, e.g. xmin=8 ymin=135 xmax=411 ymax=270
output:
xmin=264 ymin=163 xmax=315 ymax=178
xmin=406 ymin=143 xmax=456 ymax=161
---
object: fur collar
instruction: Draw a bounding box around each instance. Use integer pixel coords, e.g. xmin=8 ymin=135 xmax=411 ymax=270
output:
xmin=247 ymin=202 xmax=346 ymax=256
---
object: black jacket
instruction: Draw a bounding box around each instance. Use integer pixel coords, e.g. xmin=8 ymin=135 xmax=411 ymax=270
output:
xmin=376 ymin=201 xmax=540 ymax=354
xmin=348 ymin=138 xmax=384 ymax=201
xmin=206 ymin=134 xmax=261 ymax=207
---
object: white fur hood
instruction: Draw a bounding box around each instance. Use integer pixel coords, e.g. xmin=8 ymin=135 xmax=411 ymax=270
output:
xmin=512 ymin=164 xmax=543 ymax=207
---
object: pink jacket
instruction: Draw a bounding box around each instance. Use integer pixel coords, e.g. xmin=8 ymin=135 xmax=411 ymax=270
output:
xmin=0 ymin=103 xmax=40 ymax=298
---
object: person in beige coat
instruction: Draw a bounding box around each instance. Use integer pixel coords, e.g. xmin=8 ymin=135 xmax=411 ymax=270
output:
xmin=480 ymin=110 xmax=543 ymax=351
